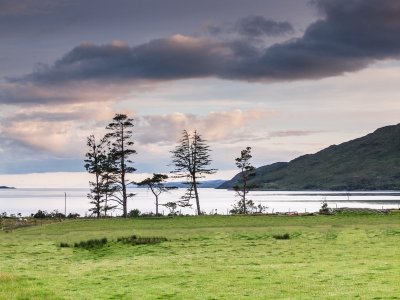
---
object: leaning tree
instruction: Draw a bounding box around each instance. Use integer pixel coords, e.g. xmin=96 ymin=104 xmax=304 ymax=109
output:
xmin=171 ymin=130 xmax=217 ymax=215
xmin=105 ymin=114 xmax=137 ymax=218
xmin=137 ymin=173 xmax=169 ymax=216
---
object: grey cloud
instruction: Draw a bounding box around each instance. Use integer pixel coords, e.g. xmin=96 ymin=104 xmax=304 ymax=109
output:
xmin=205 ymin=15 xmax=294 ymax=37
xmin=4 ymin=111 xmax=84 ymax=123
xmin=250 ymin=0 xmax=400 ymax=80
xmin=0 ymin=83 xmax=69 ymax=104
xmin=234 ymin=16 xmax=294 ymax=37
xmin=15 ymin=37 xmax=232 ymax=84
xmin=10 ymin=0 xmax=400 ymax=85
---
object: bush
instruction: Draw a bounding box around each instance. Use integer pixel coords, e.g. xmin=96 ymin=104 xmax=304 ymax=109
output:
xmin=319 ymin=200 xmax=332 ymax=215
xmin=128 ymin=209 xmax=141 ymax=218
xmin=273 ymin=233 xmax=290 ymax=240
xmin=31 ymin=210 xmax=66 ymax=219
xmin=32 ymin=210 xmax=47 ymax=219
xmin=67 ymin=213 xmax=80 ymax=218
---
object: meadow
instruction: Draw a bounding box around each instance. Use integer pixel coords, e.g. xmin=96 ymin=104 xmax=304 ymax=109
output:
xmin=1 ymin=213 xmax=399 ymax=299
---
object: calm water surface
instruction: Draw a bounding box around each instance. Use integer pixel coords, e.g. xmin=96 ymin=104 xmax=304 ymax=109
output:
xmin=1 ymin=188 xmax=399 ymax=216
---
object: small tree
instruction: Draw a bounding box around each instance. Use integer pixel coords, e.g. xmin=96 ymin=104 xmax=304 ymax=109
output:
xmin=171 ymin=130 xmax=217 ymax=215
xmin=137 ymin=174 xmax=169 ymax=216
xmin=162 ymin=202 xmax=177 ymax=215
xmin=233 ymin=147 xmax=256 ymax=214
xmin=105 ymin=114 xmax=137 ymax=218
xmin=319 ymin=199 xmax=331 ymax=215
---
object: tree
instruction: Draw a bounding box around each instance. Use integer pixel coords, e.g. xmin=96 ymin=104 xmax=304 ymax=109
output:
xmin=84 ymin=135 xmax=107 ymax=218
xmin=319 ymin=199 xmax=331 ymax=215
xmin=99 ymin=139 xmax=119 ymax=217
xmin=233 ymin=147 xmax=256 ymax=214
xmin=137 ymin=174 xmax=169 ymax=215
xmin=162 ymin=202 xmax=177 ymax=215
xmin=105 ymin=114 xmax=137 ymax=218
xmin=171 ymin=130 xmax=217 ymax=215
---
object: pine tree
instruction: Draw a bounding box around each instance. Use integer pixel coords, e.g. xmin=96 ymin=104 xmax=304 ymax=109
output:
xmin=99 ymin=138 xmax=119 ymax=216
xmin=171 ymin=130 xmax=217 ymax=215
xmin=84 ymin=135 xmax=107 ymax=218
xmin=105 ymin=114 xmax=137 ymax=218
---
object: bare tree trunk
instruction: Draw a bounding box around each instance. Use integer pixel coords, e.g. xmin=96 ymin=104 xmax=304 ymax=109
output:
xmin=121 ymin=125 xmax=127 ymax=218
xmin=243 ymin=172 xmax=247 ymax=214
xmin=193 ymin=176 xmax=201 ymax=215
xmin=155 ymin=194 xmax=159 ymax=215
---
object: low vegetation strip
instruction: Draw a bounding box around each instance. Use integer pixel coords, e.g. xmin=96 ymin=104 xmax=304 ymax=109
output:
xmin=59 ymin=235 xmax=168 ymax=249
xmin=1 ymin=214 xmax=399 ymax=299
xmin=117 ymin=235 xmax=168 ymax=245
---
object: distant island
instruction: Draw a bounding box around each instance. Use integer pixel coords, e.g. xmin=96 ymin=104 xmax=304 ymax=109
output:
xmin=0 ymin=186 xmax=15 ymax=189
xmin=220 ymin=123 xmax=400 ymax=191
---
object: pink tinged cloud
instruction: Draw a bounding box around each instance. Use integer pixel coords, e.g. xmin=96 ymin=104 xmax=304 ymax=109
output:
xmin=135 ymin=109 xmax=274 ymax=144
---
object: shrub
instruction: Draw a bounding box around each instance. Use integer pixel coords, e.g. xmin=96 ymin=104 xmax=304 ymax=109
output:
xmin=49 ymin=211 xmax=65 ymax=218
xmin=31 ymin=210 xmax=66 ymax=219
xmin=67 ymin=213 xmax=80 ymax=218
xmin=59 ymin=242 xmax=70 ymax=248
xmin=128 ymin=209 xmax=141 ymax=218
xmin=273 ymin=233 xmax=290 ymax=240
xmin=319 ymin=200 xmax=332 ymax=215
xmin=32 ymin=210 xmax=47 ymax=219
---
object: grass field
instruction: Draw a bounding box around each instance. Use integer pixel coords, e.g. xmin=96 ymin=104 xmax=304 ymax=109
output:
xmin=1 ymin=213 xmax=399 ymax=299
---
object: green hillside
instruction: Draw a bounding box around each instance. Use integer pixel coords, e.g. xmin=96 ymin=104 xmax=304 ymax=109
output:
xmin=220 ymin=123 xmax=400 ymax=190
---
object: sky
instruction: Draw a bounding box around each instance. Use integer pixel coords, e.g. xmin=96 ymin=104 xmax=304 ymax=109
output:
xmin=0 ymin=0 xmax=400 ymax=187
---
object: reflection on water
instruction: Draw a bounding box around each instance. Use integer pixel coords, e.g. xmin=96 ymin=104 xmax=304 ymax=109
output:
xmin=0 ymin=188 xmax=399 ymax=216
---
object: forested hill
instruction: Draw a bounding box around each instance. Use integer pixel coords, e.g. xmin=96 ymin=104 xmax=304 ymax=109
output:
xmin=219 ymin=123 xmax=400 ymax=190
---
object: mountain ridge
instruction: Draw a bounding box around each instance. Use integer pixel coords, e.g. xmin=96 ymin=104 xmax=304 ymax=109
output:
xmin=219 ymin=124 xmax=400 ymax=190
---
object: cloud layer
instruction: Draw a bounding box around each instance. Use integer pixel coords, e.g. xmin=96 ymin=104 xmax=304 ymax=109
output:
xmin=9 ymin=0 xmax=400 ymax=88
xmin=1 ymin=0 xmax=400 ymax=176
xmin=206 ymin=15 xmax=294 ymax=37
xmin=235 ymin=16 xmax=294 ymax=37
xmin=136 ymin=109 xmax=272 ymax=145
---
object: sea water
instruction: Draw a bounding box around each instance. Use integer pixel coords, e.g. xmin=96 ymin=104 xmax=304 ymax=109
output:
xmin=1 ymin=188 xmax=400 ymax=216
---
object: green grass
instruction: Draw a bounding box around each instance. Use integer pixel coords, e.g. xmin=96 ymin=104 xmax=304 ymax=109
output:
xmin=1 ymin=214 xmax=399 ymax=299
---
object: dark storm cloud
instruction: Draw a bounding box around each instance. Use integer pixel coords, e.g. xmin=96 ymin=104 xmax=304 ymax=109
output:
xmin=15 ymin=37 xmax=235 ymax=84
xmin=205 ymin=15 xmax=294 ymax=37
xmin=235 ymin=16 xmax=294 ymax=37
xmin=9 ymin=0 xmax=400 ymax=86
xmin=251 ymin=0 xmax=400 ymax=80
